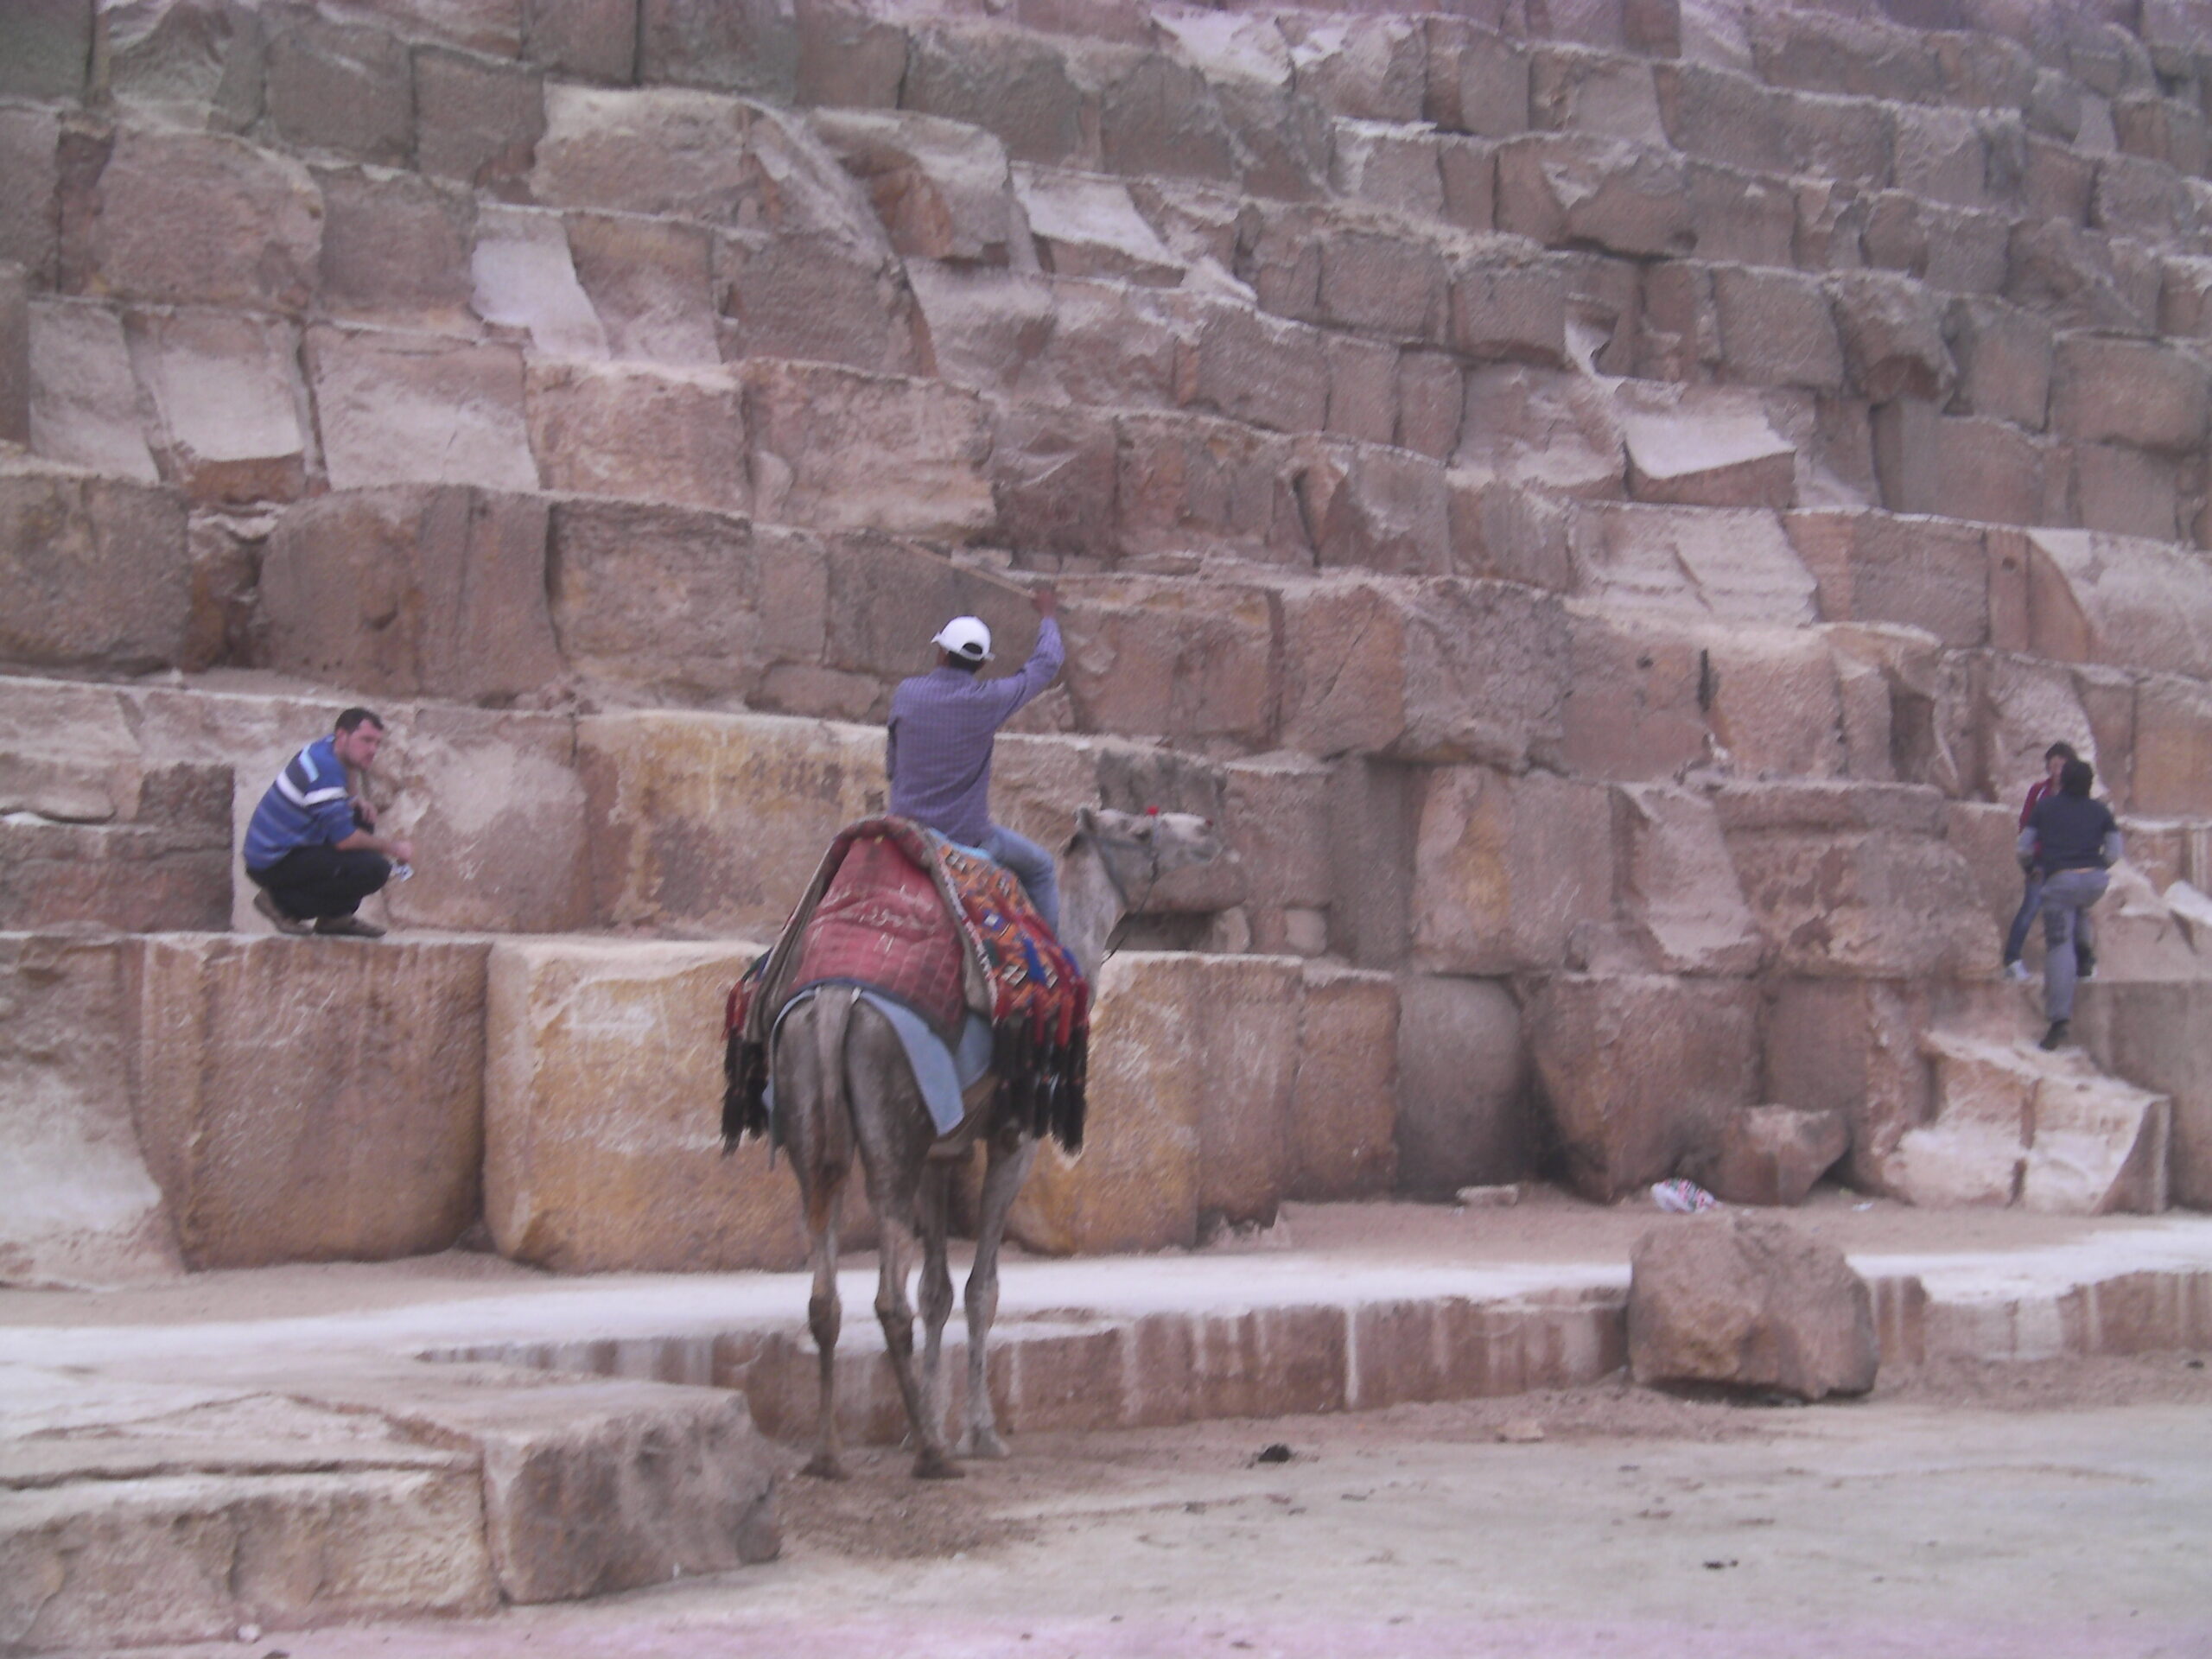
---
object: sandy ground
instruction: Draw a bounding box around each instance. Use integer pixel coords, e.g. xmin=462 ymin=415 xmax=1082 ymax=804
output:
xmin=114 ymin=1353 xmax=2212 ymax=1659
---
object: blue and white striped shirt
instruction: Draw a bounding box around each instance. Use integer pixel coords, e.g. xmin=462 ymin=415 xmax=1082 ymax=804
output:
xmin=242 ymin=736 xmax=359 ymax=870
xmin=887 ymin=619 xmax=1064 ymax=847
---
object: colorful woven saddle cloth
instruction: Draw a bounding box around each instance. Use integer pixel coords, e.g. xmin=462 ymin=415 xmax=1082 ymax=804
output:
xmin=723 ymin=817 xmax=1090 ymax=1154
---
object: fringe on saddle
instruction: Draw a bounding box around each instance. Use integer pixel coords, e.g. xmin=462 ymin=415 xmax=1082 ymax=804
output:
xmin=721 ymin=816 xmax=1090 ymax=1156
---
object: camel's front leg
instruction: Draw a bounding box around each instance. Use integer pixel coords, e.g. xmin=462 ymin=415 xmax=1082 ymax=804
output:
xmin=957 ymin=1128 xmax=1036 ymax=1459
xmin=916 ymin=1159 xmax=956 ymax=1453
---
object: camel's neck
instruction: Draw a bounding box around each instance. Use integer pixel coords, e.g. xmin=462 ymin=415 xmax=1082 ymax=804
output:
xmin=1055 ymin=838 xmax=1125 ymax=982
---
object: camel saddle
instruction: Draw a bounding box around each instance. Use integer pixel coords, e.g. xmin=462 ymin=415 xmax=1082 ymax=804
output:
xmin=723 ymin=816 xmax=1090 ymax=1155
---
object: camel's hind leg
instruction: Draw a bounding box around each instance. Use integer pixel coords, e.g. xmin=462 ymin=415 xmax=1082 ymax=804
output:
xmin=916 ymin=1159 xmax=956 ymax=1455
xmin=776 ymin=993 xmax=856 ymax=1480
xmin=844 ymin=1000 xmax=962 ymax=1480
xmin=957 ymin=1121 xmax=1037 ymax=1459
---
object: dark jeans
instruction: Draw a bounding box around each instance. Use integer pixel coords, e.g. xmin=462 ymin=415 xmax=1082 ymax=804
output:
xmin=2003 ymin=867 xmax=2044 ymax=963
xmin=246 ymin=846 xmax=391 ymax=920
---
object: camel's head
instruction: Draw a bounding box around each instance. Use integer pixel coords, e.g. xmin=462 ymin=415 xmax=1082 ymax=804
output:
xmin=1073 ymin=805 xmax=1245 ymax=913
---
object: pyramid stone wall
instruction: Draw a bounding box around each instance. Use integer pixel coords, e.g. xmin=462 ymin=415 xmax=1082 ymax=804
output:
xmin=5 ymin=0 xmax=2212 ymax=1281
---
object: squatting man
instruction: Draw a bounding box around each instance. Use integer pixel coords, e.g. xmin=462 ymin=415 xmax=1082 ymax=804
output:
xmin=244 ymin=707 xmax=414 ymax=939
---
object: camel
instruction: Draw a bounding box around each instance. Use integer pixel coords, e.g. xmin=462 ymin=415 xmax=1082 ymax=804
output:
xmin=772 ymin=805 xmax=1231 ymax=1479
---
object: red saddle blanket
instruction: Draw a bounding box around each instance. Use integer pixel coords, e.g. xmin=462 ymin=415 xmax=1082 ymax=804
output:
xmin=722 ymin=817 xmax=1090 ymax=1154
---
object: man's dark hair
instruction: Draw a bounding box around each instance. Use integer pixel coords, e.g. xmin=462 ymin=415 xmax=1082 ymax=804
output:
xmin=334 ymin=707 xmax=385 ymax=734
xmin=939 ymin=652 xmax=983 ymax=675
xmin=2060 ymin=757 xmax=2094 ymax=798
xmin=2044 ymin=741 xmax=2077 ymax=763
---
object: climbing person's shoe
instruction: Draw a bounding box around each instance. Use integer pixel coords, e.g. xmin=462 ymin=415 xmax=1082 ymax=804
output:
xmin=2039 ymin=1020 xmax=2070 ymax=1052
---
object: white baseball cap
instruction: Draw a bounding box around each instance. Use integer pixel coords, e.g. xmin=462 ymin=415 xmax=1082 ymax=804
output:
xmin=931 ymin=615 xmax=994 ymax=663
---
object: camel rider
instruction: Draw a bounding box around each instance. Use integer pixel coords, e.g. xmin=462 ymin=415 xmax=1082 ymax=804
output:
xmin=887 ymin=586 xmax=1064 ymax=931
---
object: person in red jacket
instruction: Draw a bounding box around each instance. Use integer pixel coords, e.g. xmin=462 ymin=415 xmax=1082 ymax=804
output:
xmin=2001 ymin=741 xmax=2076 ymax=982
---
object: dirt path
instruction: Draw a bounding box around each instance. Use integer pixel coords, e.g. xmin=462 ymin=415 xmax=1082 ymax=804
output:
xmin=125 ymin=1355 xmax=2212 ymax=1659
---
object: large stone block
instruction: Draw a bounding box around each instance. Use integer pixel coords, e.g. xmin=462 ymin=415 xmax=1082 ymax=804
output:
xmin=1557 ymin=603 xmax=1709 ymax=781
xmin=266 ymin=12 xmax=413 ymax=166
xmin=1762 ymin=976 xmax=1937 ymax=1192
xmin=0 ymin=462 xmax=188 ymax=672
xmin=1571 ymin=502 xmax=1815 ymax=624
xmin=127 ymin=310 xmax=307 ymax=505
xmin=1787 ymin=511 xmax=1989 ymax=647
xmin=1448 ymin=250 xmax=1567 ymax=365
xmin=2134 ymin=675 xmax=2212 ymax=818
xmin=1527 ymin=973 xmax=1761 ymax=1204
xmin=1115 ymin=410 xmax=1308 ymax=563
xmin=100 ymin=0 xmax=266 ymax=129
xmin=1829 ymin=270 xmax=1954 ymax=404
xmin=525 ymin=359 xmax=747 ymax=512
xmin=2026 ymin=527 xmax=2212 ymax=681
xmin=470 ymin=202 xmax=607 ymax=357
xmin=564 ymin=211 xmax=717 ymax=366
xmin=1393 ymin=973 xmax=1527 ymax=1198
xmin=416 ymin=46 xmax=545 ymax=189
xmin=0 ymin=0 xmax=92 ymax=99
xmin=745 ymin=360 xmax=991 ymax=542
xmin=1711 ymin=264 xmax=1842 ymax=392
xmin=306 ymin=326 xmax=537 ymax=493
xmin=2074 ymin=981 xmax=2212 ymax=1208
xmin=1411 ymin=764 xmax=1614 ymax=976
xmin=1716 ymin=783 xmax=1993 ymax=978
xmin=1058 ymin=576 xmax=1278 ymax=747
xmin=1944 ymin=297 xmax=2052 ymax=430
xmin=1287 ymin=963 xmax=1397 ymax=1202
xmin=259 ymin=487 xmax=560 ymax=703
xmin=486 ymin=938 xmax=863 ymax=1272
xmin=1496 ymin=134 xmax=1692 ymax=257
xmin=1629 ymin=1211 xmax=1877 ymax=1400
xmin=87 ymin=129 xmax=321 ymax=311
xmin=903 ymin=24 xmax=1088 ymax=167
xmin=0 ymin=935 xmax=180 ymax=1289
xmin=816 ymin=109 xmax=1021 ymax=267
xmin=2050 ymin=334 xmax=2211 ymax=453
xmin=1096 ymin=53 xmax=1238 ymax=185
xmin=1612 ymin=783 xmax=1765 ymax=976
xmin=128 ymin=935 xmax=489 ymax=1269
xmin=315 ymin=166 xmax=478 ymax=331
xmin=1306 ymin=441 xmax=1452 ymax=576
xmin=0 ymin=763 xmax=231 ymax=934
xmin=1692 ymin=1103 xmax=1849 ymax=1208
xmin=578 ymin=709 xmax=886 ymax=934
xmin=1424 ymin=18 xmax=1530 ymax=138
xmin=0 ymin=107 xmax=60 ymax=285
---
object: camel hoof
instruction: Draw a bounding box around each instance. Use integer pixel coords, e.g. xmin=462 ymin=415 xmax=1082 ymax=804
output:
xmin=801 ymin=1453 xmax=849 ymax=1482
xmin=912 ymin=1451 xmax=965 ymax=1481
xmin=956 ymin=1428 xmax=1012 ymax=1460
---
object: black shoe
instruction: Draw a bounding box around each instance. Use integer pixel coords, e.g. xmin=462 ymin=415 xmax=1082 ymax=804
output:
xmin=252 ymin=889 xmax=311 ymax=936
xmin=314 ymin=914 xmax=386 ymax=939
xmin=2040 ymin=1020 xmax=2069 ymax=1052
xmin=2076 ymin=946 xmax=2095 ymax=980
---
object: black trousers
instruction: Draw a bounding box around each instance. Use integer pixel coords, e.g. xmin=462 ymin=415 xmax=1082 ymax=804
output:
xmin=246 ymin=846 xmax=391 ymax=920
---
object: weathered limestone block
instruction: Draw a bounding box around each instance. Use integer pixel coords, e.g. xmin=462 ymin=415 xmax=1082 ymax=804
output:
xmin=1692 ymin=1103 xmax=1849 ymax=1208
xmin=1527 ymin=973 xmax=1761 ymax=1204
xmin=129 ymin=935 xmax=489 ymax=1269
xmin=1306 ymin=441 xmax=1452 ymax=575
xmin=548 ymin=500 xmax=815 ymax=704
xmin=1496 ymin=134 xmax=1692 ymax=257
xmin=525 ymin=359 xmax=747 ymax=512
xmin=2074 ymin=982 xmax=2212 ymax=1208
xmin=0 ymin=1465 xmax=496 ymax=1653
xmin=1710 ymin=264 xmax=1843 ymax=391
xmin=564 ymin=211 xmax=718 ymax=366
xmin=1612 ymin=783 xmax=1765 ymax=976
xmin=1010 ymin=954 xmax=1205 ymax=1255
xmin=578 ymin=709 xmax=886 ymax=934
xmin=1829 ymin=270 xmax=1954 ymax=404
xmin=1685 ymin=162 xmax=1795 ymax=270
xmin=1629 ymin=1212 xmax=1878 ymax=1401
xmin=533 ymin=84 xmax=840 ymax=228
xmin=0 ymin=263 xmax=24 ymax=448
xmin=1571 ymin=502 xmax=1815 ymax=624
xmin=0 ymin=764 xmax=232 ymax=934
xmin=316 ymin=167 xmax=478 ymax=330
xmin=1184 ymin=298 xmax=1329 ymax=435
xmin=745 ymin=359 xmax=990 ymax=542
xmin=416 ymin=46 xmax=545 ymax=188
xmin=1288 ymin=963 xmax=1398 ymax=1202
xmin=1869 ymin=398 xmax=2054 ymax=526
xmin=1700 ymin=624 xmax=1850 ymax=781
xmin=1424 ymin=18 xmax=1530 ymax=138
xmin=2134 ymin=675 xmax=2212 ymax=818
xmin=1116 ymin=410 xmax=1308 ymax=563
xmin=2070 ymin=441 xmax=2179 ymax=543
xmin=1458 ymin=363 xmax=1621 ymax=495
xmin=1284 ymin=14 xmax=1425 ymax=123
xmin=1619 ymin=393 xmax=1796 ymax=512
xmin=306 ymin=326 xmax=537 ymax=493
xmin=100 ymin=0 xmax=267 ymax=129
xmin=1056 ymin=576 xmax=1278 ymax=747
xmin=1393 ymin=972 xmax=1527 ymax=1198
xmin=1944 ymin=297 xmax=2052 ymax=429
xmin=1556 ymin=604 xmax=1708 ymax=781
xmin=471 ymin=203 xmax=608 ymax=357
xmin=0 ymin=935 xmax=180 ymax=1289
xmin=486 ymin=938 xmax=867 ymax=1272
xmin=1331 ymin=122 xmax=1449 ymax=222
xmin=0 ymin=0 xmax=93 ymax=99
xmin=1715 ymin=783 xmax=1993 ymax=978
xmin=795 ymin=0 xmax=907 ymax=111
xmin=26 ymin=301 xmax=157 ymax=481
xmin=1787 ymin=511 xmax=1988 ymax=647
xmin=902 ymin=23 xmax=1088 ymax=167
xmin=2006 ymin=220 xmax=2161 ymax=339
xmin=87 ymin=129 xmax=321 ymax=311
xmin=1763 ymin=977 xmax=1942 ymax=1192
xmin=0 ymin=461 xmax=189 ymax=672
xmin=2026 ymin=528 xmax=2212 ymax=681
xmin=0 ymin=107 xmax=59 ymax=283
xmin=1449 ymin=249 xmax=1568 ymax=365
xmin=2050 ymin=334 xmax=2210 ymax=453
xmin=128 ymin=311 xmax=307 ymax=505
xmin=266 ymin=11 xmax=413 ymax=166
xmin=1888 ymin=1033 xmax=2171 ymax=1215
xmin=814 ymin=110 xmax=1020 ymax=267
xmin=1411 ymin=765 xmax=1613 ymax=976
xmin=259 ymin=487 xmax=560 ymax=703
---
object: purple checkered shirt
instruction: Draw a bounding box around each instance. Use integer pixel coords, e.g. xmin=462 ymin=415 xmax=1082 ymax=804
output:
xmin=886 ymin=618 xmax=1064 ymax=847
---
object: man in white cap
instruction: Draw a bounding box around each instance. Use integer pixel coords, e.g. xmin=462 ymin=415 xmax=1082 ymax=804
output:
xmin=887 ymin=586 xmax=1065 ymax=930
